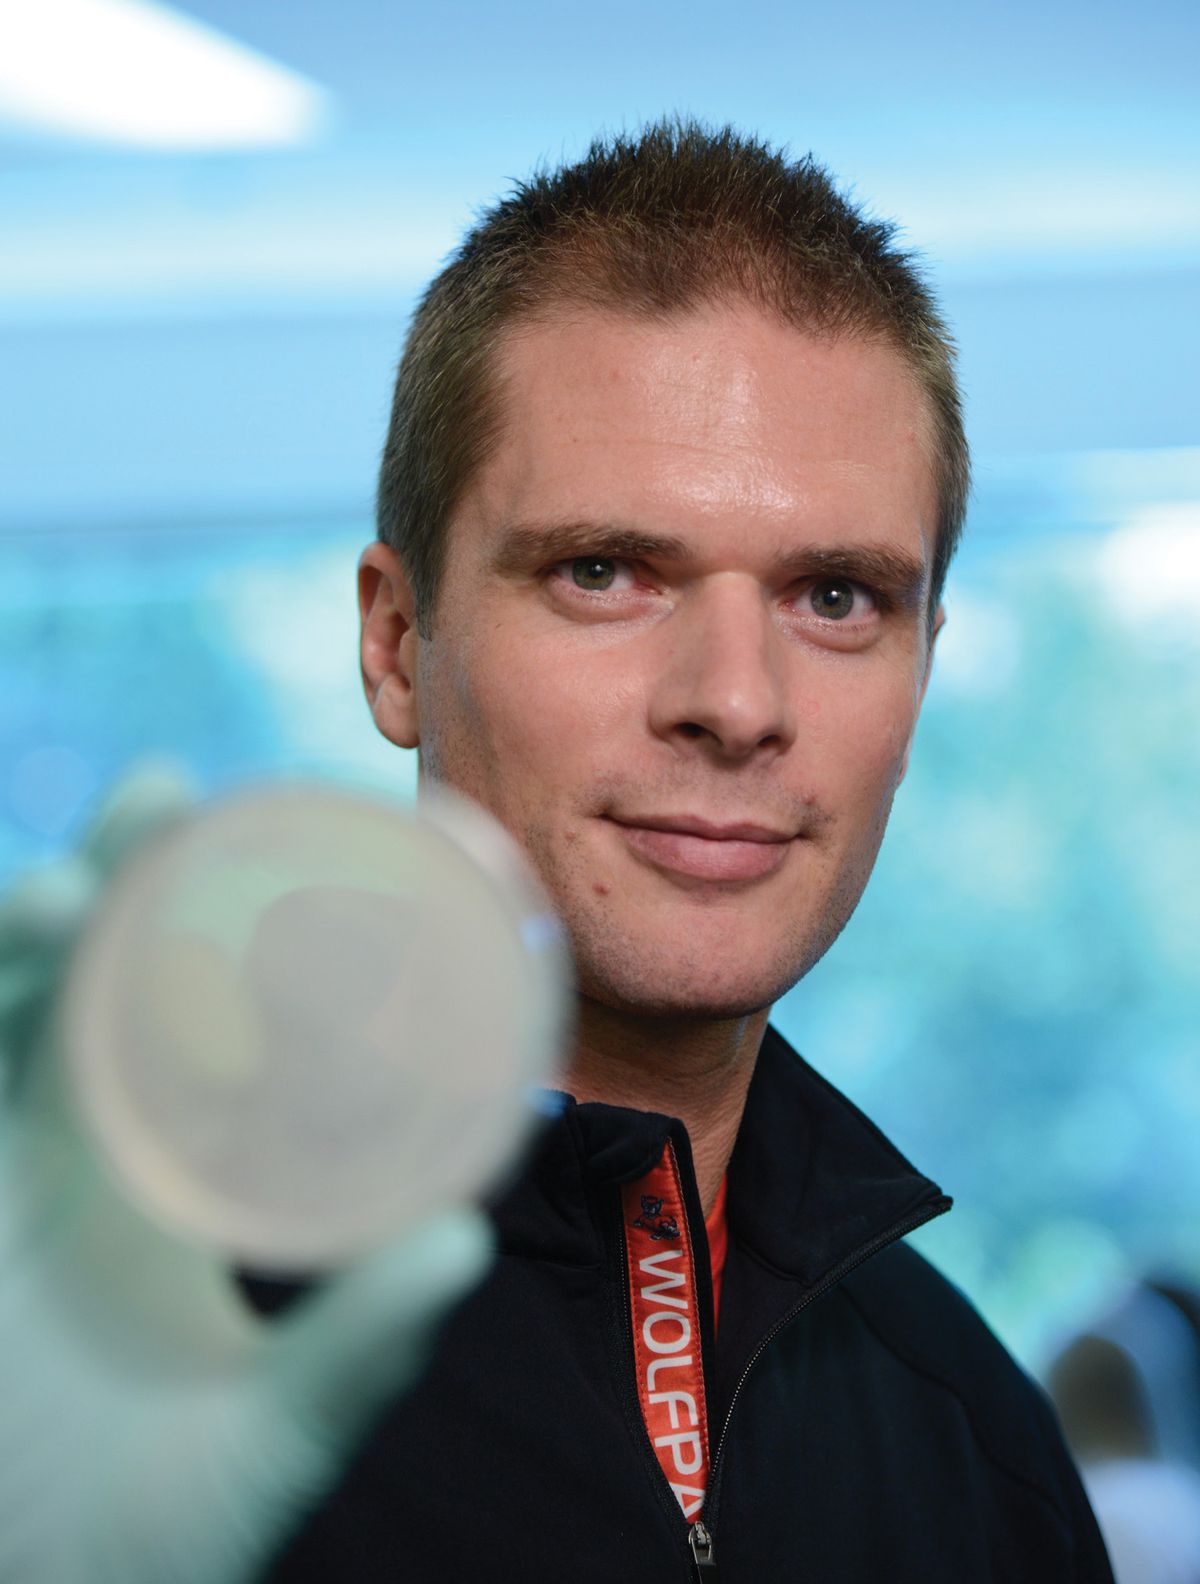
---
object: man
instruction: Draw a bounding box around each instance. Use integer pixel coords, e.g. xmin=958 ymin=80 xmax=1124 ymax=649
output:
xmin=252 ymin=122 xmax=1115 ymax=1579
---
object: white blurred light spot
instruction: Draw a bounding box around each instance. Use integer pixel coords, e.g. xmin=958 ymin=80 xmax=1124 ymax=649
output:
xmin=220 ymin=550 xmax=353 ymax=692
xmin=931 ymin=591 xmax=1021 ymax=697
xmin=1098 ymin=503 xmax=1200 ymax=636
xmin=0 ymin=0 xmax=328 ymax=149
xmin=9 ymin=745 xmax=96 ymax=838
xmin=215 ymin=545 xmax=415 ymax=786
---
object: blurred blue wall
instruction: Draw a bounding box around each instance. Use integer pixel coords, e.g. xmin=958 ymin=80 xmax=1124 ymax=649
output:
xmin=2 ymin=0 xmax=1197 ymax=1368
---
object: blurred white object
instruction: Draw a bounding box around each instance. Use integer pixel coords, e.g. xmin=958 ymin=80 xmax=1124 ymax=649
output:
xmin=64 ymin=781 xmax=570 ymax=1269
xmin=0 ymin=0 xmax=328 ymax=149
xmin=1083 ymin=1460 xmax=1200 ymax=1584
xmin=1048 ymin=1280 xmax=1200 ymax=1584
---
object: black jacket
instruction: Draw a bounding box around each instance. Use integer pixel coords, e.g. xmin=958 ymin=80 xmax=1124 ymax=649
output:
xmin=254 ymin=1026 xmax=1114 ymax=1582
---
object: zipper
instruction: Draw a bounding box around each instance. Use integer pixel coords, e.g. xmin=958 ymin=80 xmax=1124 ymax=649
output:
xmin=689 ymin=1519 xmax=718 ymax=1577
xmin=703 ymin=1196 xmax=951 ymax=1519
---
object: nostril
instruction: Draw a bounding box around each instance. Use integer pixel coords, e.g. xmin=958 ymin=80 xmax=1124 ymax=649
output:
xmin=673 ymin=720 xmax=785 ymax=753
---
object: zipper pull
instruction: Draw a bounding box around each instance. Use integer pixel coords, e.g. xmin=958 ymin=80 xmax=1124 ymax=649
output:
xmin=689 ymin=1520 xmax=718 ymax=1577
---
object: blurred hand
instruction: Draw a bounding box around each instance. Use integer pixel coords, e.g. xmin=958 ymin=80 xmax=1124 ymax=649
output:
xmin=0 ymin=769 xmax=492 ymax=1584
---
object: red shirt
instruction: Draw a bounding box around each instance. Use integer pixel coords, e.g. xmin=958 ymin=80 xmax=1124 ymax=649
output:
xmin=705 ymin=1173 xmax=729 ymax=1334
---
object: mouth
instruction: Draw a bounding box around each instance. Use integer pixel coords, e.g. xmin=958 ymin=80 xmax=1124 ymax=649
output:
xmin=605 ymin=813 xmax=795 ymax=883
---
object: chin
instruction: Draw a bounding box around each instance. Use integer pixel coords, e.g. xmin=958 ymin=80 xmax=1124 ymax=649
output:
xmin=592 ymin=988 xmax=777 ymax=1022
xmin=576 ymin=952 xmax=800 ymax=1023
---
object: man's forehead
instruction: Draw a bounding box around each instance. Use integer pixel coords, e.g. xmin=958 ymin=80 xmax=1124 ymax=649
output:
xmin=494 ymin=300 xmax=930 ymax=427
xmin=456 ymin=304 xmax=939 ymax=565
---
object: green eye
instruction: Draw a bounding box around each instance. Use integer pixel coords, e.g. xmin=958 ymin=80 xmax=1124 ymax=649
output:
xmin=572 ymin=557 xmax=618 ymax=591
xmin=810 ymin=581 xmax=856 ymax=619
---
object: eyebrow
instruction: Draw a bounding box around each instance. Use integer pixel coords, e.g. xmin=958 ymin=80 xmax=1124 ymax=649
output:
xmin=492 ymin=520 xmax=690 ymax=573
xmin=492 ymin=519 xmax=929 ymax=610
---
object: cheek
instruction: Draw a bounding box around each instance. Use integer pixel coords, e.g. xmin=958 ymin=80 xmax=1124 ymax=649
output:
xmin=421 ymin=620 xmax=625 ymax=813
xmin=812 ymin=673 xmax=920 ymax=812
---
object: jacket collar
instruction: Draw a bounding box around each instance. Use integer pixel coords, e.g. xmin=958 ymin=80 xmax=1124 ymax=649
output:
xmin=491 ymin=1024 xmax=950 ymax=1284
xmin=726 ymin=1025 xmax=950 ymax=1285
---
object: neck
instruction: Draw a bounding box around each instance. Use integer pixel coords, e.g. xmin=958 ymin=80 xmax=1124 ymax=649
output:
xmin=564 ymin=998 xmax=768 ymax=1214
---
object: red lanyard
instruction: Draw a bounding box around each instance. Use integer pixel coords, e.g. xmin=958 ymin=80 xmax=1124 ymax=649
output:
xmin=621 ymin=1141 xmax=712 ymax=1520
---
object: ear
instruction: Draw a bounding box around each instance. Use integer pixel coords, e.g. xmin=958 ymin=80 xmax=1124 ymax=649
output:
xmin=897 ymin=602 xmax=945 ymax=785
xmin=358 ymin=543 xmax=421 ymax=750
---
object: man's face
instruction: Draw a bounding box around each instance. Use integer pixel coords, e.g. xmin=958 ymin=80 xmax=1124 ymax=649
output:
xmin=363 ymin=304 xmax=941 ymax=1018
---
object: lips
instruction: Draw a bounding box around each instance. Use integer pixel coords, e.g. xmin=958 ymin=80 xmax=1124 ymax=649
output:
xmin=607 ymin=814 xmax=794 ymax=882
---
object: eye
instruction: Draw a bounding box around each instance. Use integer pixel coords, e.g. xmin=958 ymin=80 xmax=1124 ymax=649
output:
xmin=545 ymin=554 xmax=648 ymax=613
xmin=808 ymin=579 xmax=876 ymax=621
xmin=571 ymin=556 xmax=620 ymax=591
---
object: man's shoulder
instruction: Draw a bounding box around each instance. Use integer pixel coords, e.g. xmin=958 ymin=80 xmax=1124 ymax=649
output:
xmin=837 ymin=1238 xmax=1077 ymax=1505
xmin=839 ymin=1237 xmax=1021 ymax=1380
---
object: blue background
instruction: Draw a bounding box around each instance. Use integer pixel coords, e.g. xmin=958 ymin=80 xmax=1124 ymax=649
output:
xmin=2 ymin=0 xmax=1197 ymax=1370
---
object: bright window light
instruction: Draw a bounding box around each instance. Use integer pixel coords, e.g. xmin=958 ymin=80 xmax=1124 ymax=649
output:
xmin=0 ymin=0 xmax=328 ymax=149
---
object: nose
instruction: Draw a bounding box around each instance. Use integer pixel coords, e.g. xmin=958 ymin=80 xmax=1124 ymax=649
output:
xmin=647 ymin=576 xmax=796 ymax=762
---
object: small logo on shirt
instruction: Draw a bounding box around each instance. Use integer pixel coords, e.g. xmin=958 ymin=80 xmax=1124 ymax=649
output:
xmin=632 ymin=1194 xmax=680 ymax=1242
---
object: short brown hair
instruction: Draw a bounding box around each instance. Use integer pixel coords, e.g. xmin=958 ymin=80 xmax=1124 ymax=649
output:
xmin=378 ymin=120 xmax=968 ymax=634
